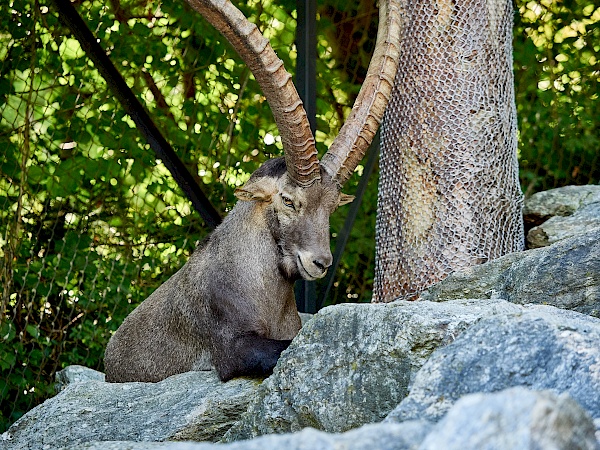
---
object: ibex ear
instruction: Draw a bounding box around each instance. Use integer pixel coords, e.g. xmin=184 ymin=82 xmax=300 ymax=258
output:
xmin=235 ymin=177 xmax=277 ymax=203
xmin=338 ymin=193 xmax=355 ymax=206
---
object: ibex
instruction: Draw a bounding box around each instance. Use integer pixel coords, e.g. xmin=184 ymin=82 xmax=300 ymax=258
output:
xmin=104 ymin=0 xmax=400 ymax=382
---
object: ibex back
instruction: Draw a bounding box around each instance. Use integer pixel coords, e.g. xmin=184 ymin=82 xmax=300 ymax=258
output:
xmin=104 ymin=0 xmax=401 ymax=382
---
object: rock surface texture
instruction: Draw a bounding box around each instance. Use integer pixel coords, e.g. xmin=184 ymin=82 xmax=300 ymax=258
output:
xmin=2 ymin=371 xmax=259 ymax=449
xmin=70 ymin=421 xmax=433 ymax=450
xmin=223 ymin=299 xmax=521 ymax=441
xmin=523 ymin=184 xmax=600 ymax=248
xmin=421 ymin=228 xmax=600 ymax=317
xmin=386 ymin=305 xmax=600 ymax=423
xmin=54 ymin=365 xmax=105 ymax=393
xmin=61 ymin=389 xmax=600 ymax=450
xmin=418 ymin=387 xmax=599 ymax=450
xmin=523 ymin=185 xmax=600 ymax=226
xmin=527 ymin=201 xmax=600 ymax=248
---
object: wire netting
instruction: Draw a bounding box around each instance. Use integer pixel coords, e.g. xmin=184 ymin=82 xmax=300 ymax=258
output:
xmin=514 ymin=0 xmax=600 ymax=196
xmin=1 ymin=0 xmax=598 ymax=432
xmin=373 ymin=0 xmax=599 ymax=303
xmin=374 ymin=0 xmax=524 ymax=302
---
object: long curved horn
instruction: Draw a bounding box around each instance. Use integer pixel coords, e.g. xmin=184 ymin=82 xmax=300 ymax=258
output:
xmin=320 ymin=0 xmax=401 ymax=188
xmin=184 ymin=0 xmax=321 ymax=187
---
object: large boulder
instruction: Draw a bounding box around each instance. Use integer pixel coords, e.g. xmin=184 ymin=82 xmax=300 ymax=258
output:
xmin=223 ymin=299 xmax=521 ymax=441
xmin=386 ymin=305 xmax=600 ymax=424
xmin=70 ymin=421 xmax=432 ymax=450
xmin=419 ymin=387 xmax=599 ymax=450
xmin=2 ymin=371 xmax=259 ymax=449
xmin=527 ymin=202 xmax=600 ymax=249
xmin=421 ymin=228 xmax=600 ymax=316
xmin=66 ymin=388 xmax=599 ymax=450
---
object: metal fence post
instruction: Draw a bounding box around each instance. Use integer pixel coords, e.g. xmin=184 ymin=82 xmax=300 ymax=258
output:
xmin=295 ymin=0 xmax=318 ymax=313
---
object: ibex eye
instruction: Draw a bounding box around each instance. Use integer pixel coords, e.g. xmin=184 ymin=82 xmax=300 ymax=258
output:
xmin=281 ymin=195 xmax=295 ymax=209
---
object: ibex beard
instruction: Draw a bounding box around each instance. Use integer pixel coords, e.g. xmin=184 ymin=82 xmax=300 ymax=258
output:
xmin=104 ymin=158 xmax=353 ymax=382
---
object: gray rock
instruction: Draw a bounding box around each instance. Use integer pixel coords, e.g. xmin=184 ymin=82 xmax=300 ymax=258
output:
xmin=66 ymin=443 xmax=182 ymax=450
xmin=523 ymin=185 xmax=600 ymax=222
xmin=419 ymin=387 xmax=599 ymax=450
xmin=298 ymin=312 xmax=314 ymax=326
xmin=421 ymin=228 xmax=600 ymax=316
xmin=2 ymin=371 xmax=260 ymax=449
xmin=55 ymin=365 xmax=105 ymax=393
xmin=69 ymin=421 xmax=433 ymax=450
xmin=386 ymin=306 xmax=600 ymax=424
xmin=527 ymin=202 xmax=600 ymax=248
xmin=524 ymin=184 xmax=600 ymax=249
xmin=223 ymin=299 xmax=521 ymax=441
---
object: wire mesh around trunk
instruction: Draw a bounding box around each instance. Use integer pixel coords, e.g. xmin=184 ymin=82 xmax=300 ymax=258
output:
xmin=374 ymin=0 xmax=525 ymax=302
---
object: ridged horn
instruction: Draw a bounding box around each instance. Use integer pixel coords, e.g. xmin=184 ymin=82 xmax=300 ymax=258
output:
xmin=320 ymin=0 xmax=402 ymax=188
xmin=184 ymin=0 xmax=321 ymax=187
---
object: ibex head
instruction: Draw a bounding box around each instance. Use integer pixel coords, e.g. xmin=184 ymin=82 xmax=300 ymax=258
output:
xmin=187 ymin=0 xmax=401 ymax=279
xmin=234 ymin=158 xmax=354 ymax=280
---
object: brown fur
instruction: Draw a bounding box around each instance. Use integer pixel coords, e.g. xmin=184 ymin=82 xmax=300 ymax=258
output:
xmin=104 ymin=158 xmax=352 ymax=382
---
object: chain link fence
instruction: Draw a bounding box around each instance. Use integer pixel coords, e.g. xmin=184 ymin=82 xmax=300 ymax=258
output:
xmin=1 ymin=0 xmax=598 ymax=432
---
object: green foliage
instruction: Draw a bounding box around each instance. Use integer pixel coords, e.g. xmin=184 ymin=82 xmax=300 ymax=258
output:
xmin=0 ymin=0 xmax=598 ymax=434
xmin=514 ymin=0 xmax=600 ymax=194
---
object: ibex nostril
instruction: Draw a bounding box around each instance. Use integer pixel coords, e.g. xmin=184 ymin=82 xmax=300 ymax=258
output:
xmin=313 ymin=260 xmax=327 ymax=272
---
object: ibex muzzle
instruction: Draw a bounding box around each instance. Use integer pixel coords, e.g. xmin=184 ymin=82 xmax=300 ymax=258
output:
xmin=104 ymin=0 xmax=401 ymax=382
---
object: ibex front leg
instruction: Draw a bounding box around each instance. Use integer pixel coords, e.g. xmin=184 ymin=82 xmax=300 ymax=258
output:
xmin=213 ymin=332 xmax=291 ymax=381
xmin=207 ymin=293 xmax=294 ymax=381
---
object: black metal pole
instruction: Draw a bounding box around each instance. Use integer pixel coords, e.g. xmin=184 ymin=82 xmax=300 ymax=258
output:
xmin=295 ymin=0 xmax=318 ymax=313
xmin=50 ymin=0 xmax=222 ymax=229
xmin=295 ymin=0 xmax=317 ymax=132
xmin=317 ymin=133 xmax=380 ymax=310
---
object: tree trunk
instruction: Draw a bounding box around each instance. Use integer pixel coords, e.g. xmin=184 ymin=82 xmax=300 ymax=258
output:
xmin=374 ymin=0 xmax=524 ymax=302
